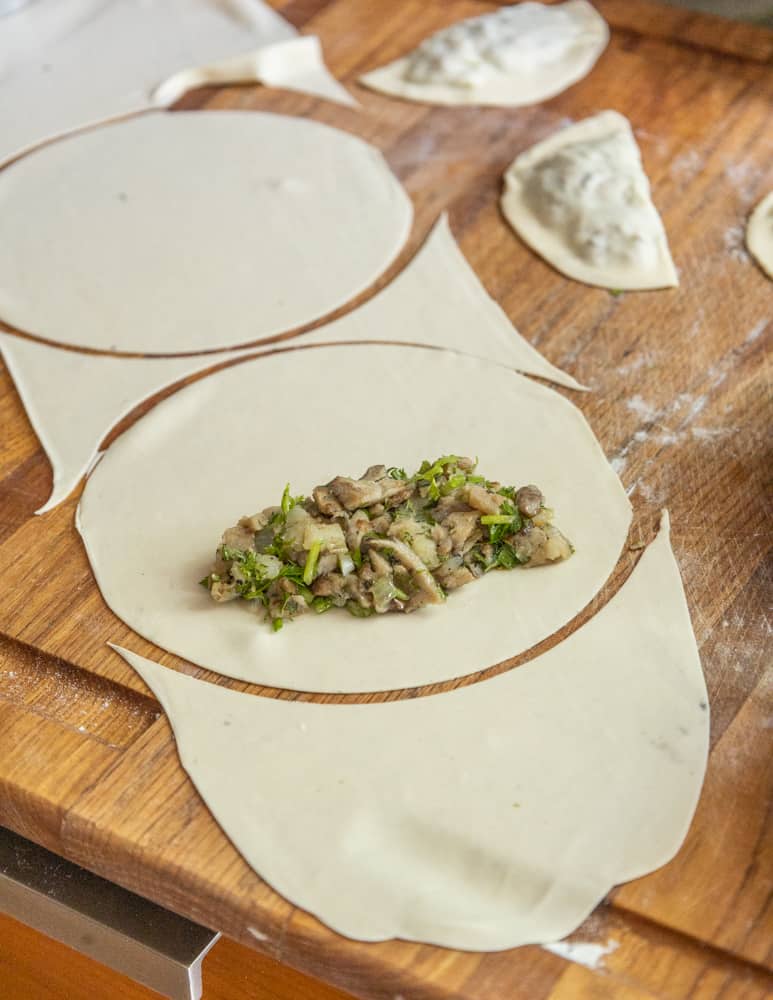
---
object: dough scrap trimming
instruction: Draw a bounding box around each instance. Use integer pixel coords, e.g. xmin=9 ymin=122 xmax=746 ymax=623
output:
xmin=114 ymin=512 xmax=708 ymax=951
xmin=0 ymin=0 xmax=353 ymax=168
xmin=1 ymin=215 xmax=582 ymax=513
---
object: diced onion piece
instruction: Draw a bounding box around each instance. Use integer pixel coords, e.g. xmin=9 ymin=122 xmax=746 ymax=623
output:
xmin=338 ymin=552 xmax=356 ymax=577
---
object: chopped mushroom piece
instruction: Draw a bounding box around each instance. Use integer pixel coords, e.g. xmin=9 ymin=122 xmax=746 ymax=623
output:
xmin=312 ymin=484 xmax=344 ymax=516
xmin=516 ymin=485 xmax=544 ymax=518
xmin=201 ymin=455 xmax=573 ymax=630
xmin=367 ymin=538 xmax=446 ymax=606
xmin=444 ymin=511 xmax=483 ymax=554
xmin=434 ymin=556 xmax=476 ymax=592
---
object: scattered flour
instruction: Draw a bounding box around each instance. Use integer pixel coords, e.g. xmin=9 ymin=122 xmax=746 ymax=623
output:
xmin=687 ymin=394 xmax=707 ymax=420
xmin=724 ymin=160 xmax=764 ymax=203
xmin=745 ymin=318 xmax=768 ymax=343
xmin=669 ymin=148 xmax=702 ymax=183
xmin=543 ymin=937 xmax=619 ymax=970
xmin=636 ymin=479 xmax=667 ymax=505
xmin=627 ymin=395 xmax=657 ymax=421
xmin=616 ymin=350 xmax=658 ymax=377
xmin=723 ymin=224 xmax=751 ymax=263
xmin=633 ymin=128 xmax=668 ymax=155
xmin=691 ymin=425 xmax=732 ymax=441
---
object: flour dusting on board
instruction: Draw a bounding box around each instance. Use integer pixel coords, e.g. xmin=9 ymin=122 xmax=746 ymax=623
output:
xmin=543 ymin=936 xmax=619 ymax=970
xmin=669 ymin=148 xmax=702 ymax=184
xmin=745 ymin=319 xmax=767 ymax=343
xmin=724 ymin=159 xmax=764 ymax=203
xmin=626 ymin=395 xmax=657 ymax=422
xmin=616 ymin=350 xmax=659 ymax=377
xmin=724 ymin=224 xmax=751 ymax=263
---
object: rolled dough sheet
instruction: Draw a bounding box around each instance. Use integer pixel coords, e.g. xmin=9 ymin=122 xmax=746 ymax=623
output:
xmin=0 ymin=0 xmax=353 ymax=167
xmin=745 ymin=190 xmax=773 ymax=280
xmin=0 ymin=334 xmax=259 ymax=514
xmin=359 ymin=1 xmax=608 ymax=108
xmin=298 ymin=214 xmax=585 ymax=392
xmin=501 ymin=111 xmax=678 ymax=290
xmin=114 ymin=512 xmax=709 ymax=951
xmin=1 ymin=214 xmax=582 ymax=515
xmin=0 ymin=111 xmax=412 ymax=353
xmin=77 ymin=344 xmax=631 ymax=693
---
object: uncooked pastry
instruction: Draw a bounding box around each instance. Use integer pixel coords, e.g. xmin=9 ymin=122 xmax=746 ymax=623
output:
xmin=745 ymin=190 xmax=773 ymax=280
xmin=77 ymin=344 xmax=630 ymax=693
xmin=113 ymin=512 xmax=709 ymax=950
xmin=0 ymin=111 xmax=412 ymax=353
xmin=501 ymin=111 xmax=678 ymax=290
xmin=0 ymin=0 xmax=353 ymax=167
xmin=0 ymin=334 xmax=259 ymax=514
xmin=298 ymin=214 xmax=585 ymax=392
xmin=1 ymin=215 xmax=582 ymax=515
xmin=359 ymin=1 xmax=608 ymax=108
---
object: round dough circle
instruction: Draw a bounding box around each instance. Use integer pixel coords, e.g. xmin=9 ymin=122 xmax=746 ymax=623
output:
xmin=0 ymin=111 xmax=412 ymax=353
xmin=78 ymin=344 xmax=631 ymax=693
xmin=746 ymin=190 xmax=773 ymax=280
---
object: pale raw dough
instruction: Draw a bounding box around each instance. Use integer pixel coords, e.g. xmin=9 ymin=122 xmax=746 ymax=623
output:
xmin=1 ymin=215 xmax=582 ymax=514
xmin=745 ymin=190 xmax=773 ymax=280
xmin=0 ymin=0 xmax=353 ymax=167
xmin=77 ymin=344 xmax=630 ymax=693
xmin=501 ymin=111 xmax=678 ymax=290
xmin=0 ymin=334 xmax=258 ymax=514
xmin=114 ymin=512 xmax=709 ymax=950
xmin=0 ymin=111 xmax=412 ymax=353
xmin=298 ymin=214 xmax=585 ymax=392
xmin=359 ymin=1 xmax=608 ymax=108
xmin=152 ymin=36 xmax=355 ymax=109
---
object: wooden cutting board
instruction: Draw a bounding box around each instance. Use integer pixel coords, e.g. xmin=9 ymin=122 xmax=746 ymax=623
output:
xmin=0 ymin=1 xmax=771 ymax=997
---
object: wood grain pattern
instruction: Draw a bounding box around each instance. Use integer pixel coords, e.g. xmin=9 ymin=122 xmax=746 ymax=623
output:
xmin=0 ymin=913 xmax=354 ymax=1000
xmin=0 ymin=0 xmax=771 ymax=997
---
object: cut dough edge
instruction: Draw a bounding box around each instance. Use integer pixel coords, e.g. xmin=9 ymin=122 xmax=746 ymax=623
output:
xmin=0 ymin=214 xmax=582 ymax=515
xmin=745 ymin=190 xmax=773 ymax=280
xmin=501 ymin=110 xmax=678 ymax=291
xmin=358 ymin=1 xmax=609 ymax=108
xmin=76 ymin=341 xmax=625 ymax=693
xmin=0 ymin=1 xmax=353 ymax=168
xmin=151 ymin=37 xmax=357 ymax=111
xmin=112 ymin=511 xmax=709 ymax=952
xmin=0 ymin=110 xmax=412 ymax=353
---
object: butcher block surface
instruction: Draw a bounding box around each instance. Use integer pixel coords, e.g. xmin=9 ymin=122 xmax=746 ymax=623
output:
xmin=0 ymin=1 xmax=771 ymax=997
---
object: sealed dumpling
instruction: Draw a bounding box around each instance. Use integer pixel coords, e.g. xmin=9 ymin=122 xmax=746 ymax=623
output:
xmin=501 ymin=110 xmax=678 ymax=290
xmin=360 ymin=1 xmax=609 ymax=107
xmin=745 ymin=191 xmax=773 ymax=280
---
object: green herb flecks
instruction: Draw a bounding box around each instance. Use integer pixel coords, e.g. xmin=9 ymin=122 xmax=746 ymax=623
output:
xmin=202 ymin=454 xmax=572 ymax=632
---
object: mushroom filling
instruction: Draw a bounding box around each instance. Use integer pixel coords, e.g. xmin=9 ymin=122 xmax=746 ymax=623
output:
xmin=200 ymin=456 xmax=573 ymax=632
